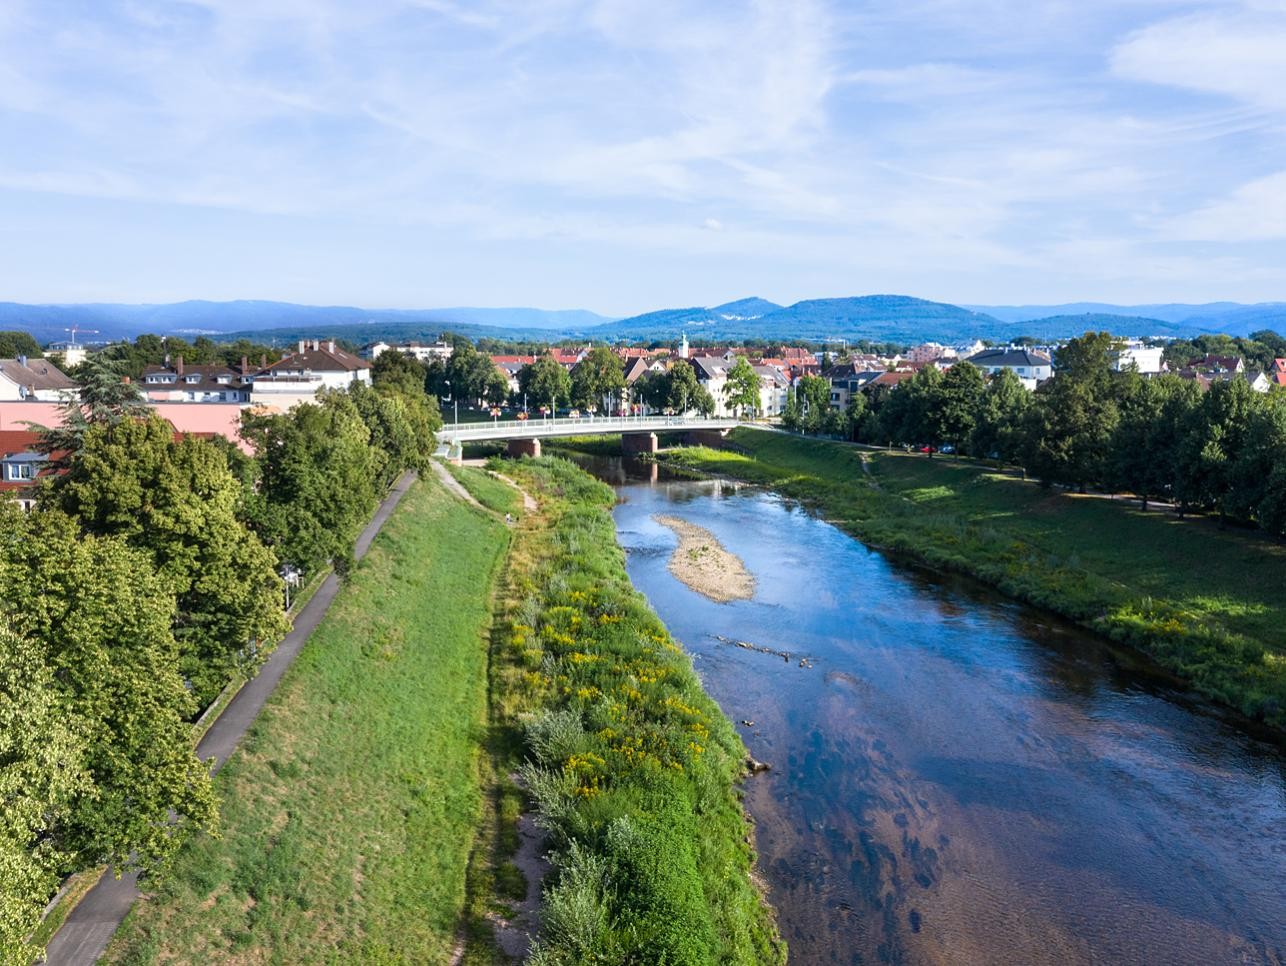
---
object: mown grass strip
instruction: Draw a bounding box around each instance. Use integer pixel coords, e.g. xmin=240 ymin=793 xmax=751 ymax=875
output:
xmin=101 ymin=479 xmax=510 ymax=964
xmin=445 ymin=461 xmax=523 ymax=517
xmin=468 ymin=456 xmax=784 ymax=965
xmin=664 ymin=429 xmax=1286 ymax=730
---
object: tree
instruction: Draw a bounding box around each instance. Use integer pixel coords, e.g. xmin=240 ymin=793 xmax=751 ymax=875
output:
xmin=518 ymin=354 xmax=572 ymax=411
xmin=371 ymin=350 xmax=428 ymax=398
xmin=0 ymin=625 xmax=86 ymax=965
xmin=483 ymin=368 xmax=511 ymax=407
xmin=241 ymin=390 xmax=379 ymax=577
xmin=970 ymin=369 xmax=1030 ymax=461
xmin=32 ymin=354 xmax=148 ymax=463
xmin=723 ymin=356 xmax=761 ymax=417
xmin=1108 ymin=374 xmax=1198 ymax=510
xmin=1176 ymin=377 xmax=1258 ymax=522
xmin=48 ymin=414 xmax=290 ymax=704
xmin=1021 ymin=333 xmax=1120 ymax=489
xmin=444 ymin=343 xmax=499 ymax=404
xmin=794 ymin=375 xmax=831 ymax=434
xmin=0 ymin=508 xmax=217 ymax=872
xmin=935 ymin=361 xmax=986 ymax=453
xmin=0 ymin=330 xmax=41 ymax=359
xmin=570 ymin=347 xmax=626 ymax=412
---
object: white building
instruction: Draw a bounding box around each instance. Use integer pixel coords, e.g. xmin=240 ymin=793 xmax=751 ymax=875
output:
xmin=1111 ymin=342 xmax=1165 ymax=374
xmin=363 ymin=341 xmax=453 ymax=362
xmin=141 ymin=358 xmax=251 ymax=403
xmin=0 ymin=356 xmax=79 ymax=401
xmin=247 ymin=340 xmax=372 ymax=409
xmin=964 ymin=348 xmax=1053 ymax=390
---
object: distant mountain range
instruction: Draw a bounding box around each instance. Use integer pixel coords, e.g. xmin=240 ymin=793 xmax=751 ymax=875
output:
xmin=0 ymin=300 xmax=613 ymax=345
xmin=0 ymin=295 xmax=1282 ymax=348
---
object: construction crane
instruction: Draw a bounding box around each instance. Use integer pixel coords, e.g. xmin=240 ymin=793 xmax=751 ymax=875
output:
xmin=63 ymin=324 xmax=100 ymax=348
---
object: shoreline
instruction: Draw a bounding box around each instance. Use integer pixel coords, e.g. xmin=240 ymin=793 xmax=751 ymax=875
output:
xmin=653 ymin=513 xmax=756 ymax=603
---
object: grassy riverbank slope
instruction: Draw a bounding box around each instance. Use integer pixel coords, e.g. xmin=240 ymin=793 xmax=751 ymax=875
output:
xmin=664 ymin=430 xmax=1286 ymax=730
xmin=468 ymin=456 xmax=784 ymax=964
xmin=103 ymin=479 xmax=510 ymax=963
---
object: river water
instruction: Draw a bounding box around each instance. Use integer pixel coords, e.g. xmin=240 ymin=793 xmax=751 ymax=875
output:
xmin=587 ymin=457 xmax=1285 ymax=966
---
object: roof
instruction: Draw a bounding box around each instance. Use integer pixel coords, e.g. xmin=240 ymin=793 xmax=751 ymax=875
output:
xmin=1186 ymin=354 xmax=1243 ymax=372
xmin=688 ymin=356 xmax=730 ymax=381
xmin=753 ymin=365 xmax=789 ymax=387
xmin=0 ymin=429 xmax=44 ymax=456
xmin=0 ymin=358 xmax=78 ymax=392
xmin=142 ymin=362 xmax=248 ymax=394
xmin=867 ymin=371 xmax=916 ymax=388
xmin=260 ymin=342 xmax=370 ymax=375
xmin=623 ymin=357 xmax=652 ymax=383
xmin=965 ymin=348 xmax=1051 ymax=368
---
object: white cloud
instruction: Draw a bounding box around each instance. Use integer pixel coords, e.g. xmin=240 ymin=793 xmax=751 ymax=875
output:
xmin=1167 ymin=170 xmax=1286 ymax=240
xmin=1111 ymin=7 xmax=1286 ymax=110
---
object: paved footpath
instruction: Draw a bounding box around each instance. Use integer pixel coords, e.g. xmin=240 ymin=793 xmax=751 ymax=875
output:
xmin=42 ymin=471 xmax=419 ymax=966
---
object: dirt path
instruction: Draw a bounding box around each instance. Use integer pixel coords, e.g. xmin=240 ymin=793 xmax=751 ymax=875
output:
xmin=653 ymin=513 xmax=755 ymax=603
xmin=491 ymin=471 xmax=538 ymax=512
xmin=430 ymin=459 xmax=486 ymax=510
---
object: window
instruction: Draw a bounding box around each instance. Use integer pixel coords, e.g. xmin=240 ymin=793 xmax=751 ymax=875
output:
xmin=6 ymin=462 xmax=34 ymax=481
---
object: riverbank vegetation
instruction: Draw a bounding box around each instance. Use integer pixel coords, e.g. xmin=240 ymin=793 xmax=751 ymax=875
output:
xmin=0 ymin=355 xmax=440 ymax=961
xmin=102 ymin=479 xmax=509 ymax=963
xmin=664 ymin=430 xmax=1286 ymax=729
xmin=471 ymin=456 xmax=783 ymax=964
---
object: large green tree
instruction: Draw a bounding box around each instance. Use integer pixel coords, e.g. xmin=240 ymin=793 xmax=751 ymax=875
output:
xmin=48 ymin=414 xmax=290 ymax=704
xmin=518 ymin=354 xmax=573 ymax=411
xmin=0 ymin=509 xmax=216 ymax=872
xmin=0 ymin=625 xmax=87 ymax=965
xmin=241 ymin=390 xmax=379 ymax=577
xmin=371 ymin=350 xmax=428 ymax=398
xmin=723 ymin=356 xmax=761 ymax=417
xmin=0 ymin=331 xmax=41 ymax=359
xmin=1022 ymin=333 xmax=1120 ymax=489
xmin=934 ymin=362 xmax=986 ymax=452
xmin=970 ymin=369 xmax=1030 ymax=461
xmin=570 ymin=347 xmax=626 ymax=411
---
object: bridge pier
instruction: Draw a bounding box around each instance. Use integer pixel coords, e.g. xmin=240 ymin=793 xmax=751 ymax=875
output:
xmin=684 ymin=430 xmax=729 ymax=448
xmin=506 ymin=438 xmax=541 ymax=459
xmin=622 ymin=432 xmax=658 ymax=456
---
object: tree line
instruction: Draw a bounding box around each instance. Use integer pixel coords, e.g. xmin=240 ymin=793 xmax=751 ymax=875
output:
xmin=790 ymin=331 xmax=1286 ymax=536
xmin=0 ymin=356 xmax=439 ymax=962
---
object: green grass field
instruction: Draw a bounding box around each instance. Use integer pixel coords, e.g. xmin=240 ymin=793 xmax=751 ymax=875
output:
xmin=665 ymin=429 xmax=1286 ymax=728
xmin=102 ymin=479 xmax=510 ymax=964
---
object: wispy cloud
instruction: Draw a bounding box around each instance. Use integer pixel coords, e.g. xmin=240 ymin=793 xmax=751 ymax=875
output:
xmin=1 ymin=0 xmax=1285 ymax=309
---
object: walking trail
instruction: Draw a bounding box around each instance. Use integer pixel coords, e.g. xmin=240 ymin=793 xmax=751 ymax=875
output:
xmin=42 ymin=471 xmax=419 ymax=966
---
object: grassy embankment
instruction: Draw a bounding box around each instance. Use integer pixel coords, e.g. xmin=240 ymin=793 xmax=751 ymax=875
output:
xmin=664 ymin=429 xmax=1286 ymax=730
xmin=463 ymin=456 xmax=784 ymax=965
xmin=102 ymin=478 xmax=510 ymax=963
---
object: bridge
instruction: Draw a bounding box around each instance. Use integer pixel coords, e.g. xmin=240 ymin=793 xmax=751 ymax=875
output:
xmin=435 ymin=414 xmax=739 ymax=460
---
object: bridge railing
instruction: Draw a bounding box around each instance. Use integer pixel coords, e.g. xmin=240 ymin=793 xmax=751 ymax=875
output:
xmin=438 ymin=414 xmax=738 ymax=439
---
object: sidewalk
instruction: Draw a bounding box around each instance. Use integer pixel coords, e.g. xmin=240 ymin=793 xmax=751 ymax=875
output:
xmin=41 ymin=471 xmax=418 ymax=966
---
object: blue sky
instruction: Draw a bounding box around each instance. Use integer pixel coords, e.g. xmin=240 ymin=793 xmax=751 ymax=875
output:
xmin=2 ymin=0 xmax=1286 ymax=315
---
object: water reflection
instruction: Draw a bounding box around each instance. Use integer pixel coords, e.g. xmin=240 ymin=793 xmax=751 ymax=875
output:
xmin=587 ymin=456 xmax=1286 ymax=966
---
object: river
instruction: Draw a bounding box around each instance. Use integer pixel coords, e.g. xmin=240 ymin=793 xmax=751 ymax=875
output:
xmin=584 ymin=456 xmax=1286 ymax=965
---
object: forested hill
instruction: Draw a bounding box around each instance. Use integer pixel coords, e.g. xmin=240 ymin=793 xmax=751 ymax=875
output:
xmin=0 ymin=300 xmax=611 ymax=344
xmin=591 ymin=295 xmax=1216 ymax=343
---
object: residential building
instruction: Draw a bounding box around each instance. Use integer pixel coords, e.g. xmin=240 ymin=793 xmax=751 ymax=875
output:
xmin=906 ymin=342 xmax=957 ymax=363
xmin=246 ymin=340 xmax=372 ymax=409
xmin=141 ymin=357 xmax=251 ymax=403
xmin=1110 ymin=341 xmax=1165 ymax=374
xmin=45 ymin=341 xmax=91 ymax=366
xmin=0 ymin=356 xmax=79 ymax=401
xmin=363 ymin=341 xmax=453 ymax=363
xmin=1273 ymin=358 xmax=1286 ymax=388
xmin=0 ymin=430 xmax=52 ymax=511
xmin=822 ymin=361 xmax=885 ymax=410
xmin=965 ymin=347 xmax=1053 ymax=389
xmin=689 ymin=356 xmax=789 ymax=417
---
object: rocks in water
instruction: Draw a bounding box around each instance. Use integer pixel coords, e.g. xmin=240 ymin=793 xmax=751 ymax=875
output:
xmin=746 ymin=756 xmax=771 ymax=774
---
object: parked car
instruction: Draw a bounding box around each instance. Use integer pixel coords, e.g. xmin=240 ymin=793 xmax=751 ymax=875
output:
xmin=918 ymin=445 xmax=936 ymax=454
xmin=939 ymin=444 xmax=955 ymax=454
